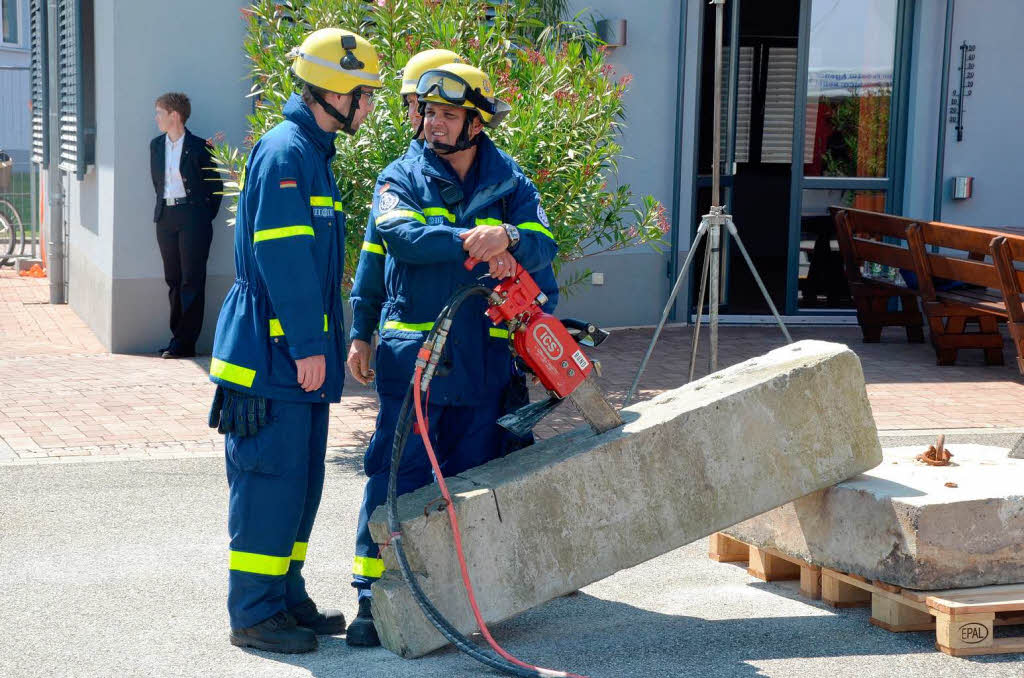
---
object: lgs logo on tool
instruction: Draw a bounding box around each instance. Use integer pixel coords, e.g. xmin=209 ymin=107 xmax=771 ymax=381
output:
xmin=533 ymin=324 xmax=563 ymax=361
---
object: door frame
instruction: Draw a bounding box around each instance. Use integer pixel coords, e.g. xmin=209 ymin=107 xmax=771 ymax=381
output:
xmin=784 ymin=0 xmax=916 ymax=314
xmin=682 ymin=0 xmax=916 ymax=318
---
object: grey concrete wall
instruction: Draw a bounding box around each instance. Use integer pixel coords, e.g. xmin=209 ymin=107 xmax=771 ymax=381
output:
xmin=937 ymin=0 xmax=1024 ymax=227
xmin=556 ymin=0 xmax=694 ymax=327
xmin=67 ymin=0 xmax=250 ymax=354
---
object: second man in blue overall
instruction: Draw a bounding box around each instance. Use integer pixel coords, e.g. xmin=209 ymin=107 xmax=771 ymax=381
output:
xmin=346 ymin=62 xmax=559 ymax=647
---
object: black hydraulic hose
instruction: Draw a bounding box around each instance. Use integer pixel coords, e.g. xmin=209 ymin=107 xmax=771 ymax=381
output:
xmin=385 ymin=285 xmax=545 ymax=677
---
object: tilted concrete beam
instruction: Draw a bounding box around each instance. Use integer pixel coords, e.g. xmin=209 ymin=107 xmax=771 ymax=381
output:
xmin=368 ymin=340 xmax=882 ymax=657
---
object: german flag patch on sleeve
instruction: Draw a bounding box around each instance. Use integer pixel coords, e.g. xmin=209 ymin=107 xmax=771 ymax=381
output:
xmin=279 ymin=178 xmax=297 ymax=189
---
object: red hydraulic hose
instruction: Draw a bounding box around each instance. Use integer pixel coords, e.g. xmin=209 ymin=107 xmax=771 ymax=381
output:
xmin=412 ymin=365 xmax=586 ymax=678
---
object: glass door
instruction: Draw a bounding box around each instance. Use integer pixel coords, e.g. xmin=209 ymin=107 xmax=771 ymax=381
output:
xmin=787 ymin=0 xmax=910 ymax=313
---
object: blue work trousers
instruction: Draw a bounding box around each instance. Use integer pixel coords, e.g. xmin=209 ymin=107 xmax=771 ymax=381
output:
xmin=225 ymin=400 xmax=329 ymax=629
xmin=351 ymin=393 xmax=506 ymax=599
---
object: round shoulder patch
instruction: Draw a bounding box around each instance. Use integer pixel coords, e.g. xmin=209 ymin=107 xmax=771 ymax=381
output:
xmin=537 ymin=205 xmax=550 ymax=229
xmin=378 ymin=192 xmax=399 ymax=213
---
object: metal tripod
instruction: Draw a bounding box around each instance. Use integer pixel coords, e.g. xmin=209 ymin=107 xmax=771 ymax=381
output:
xmin=625 ymin=0 xmax=791 ymax=406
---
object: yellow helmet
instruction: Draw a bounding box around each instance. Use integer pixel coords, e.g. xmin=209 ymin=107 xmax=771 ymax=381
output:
xmin=415 ymin=62 xmax=511 ymax=128
xmin=399 ymin=49 xmax=465 ymax=96
xmin=290 ymin=28 xmax=381 ymax=95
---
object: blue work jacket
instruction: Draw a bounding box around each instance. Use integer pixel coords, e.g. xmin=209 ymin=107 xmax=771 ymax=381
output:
xmin=365 ymin=133 xmax=559 ymax=404
xmin=209 ymin=93 xmax=346 ymax=402
xmin=349 ymin=139 xmax=559 ymax=344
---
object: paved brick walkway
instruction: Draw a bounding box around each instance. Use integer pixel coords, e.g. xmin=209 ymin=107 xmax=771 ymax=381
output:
xmin=2 ymin=269 xmax=1022 ymax=465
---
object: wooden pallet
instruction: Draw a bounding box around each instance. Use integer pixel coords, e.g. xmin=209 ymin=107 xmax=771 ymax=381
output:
xmin=709 ymin=532 xmax=1024 ymax=657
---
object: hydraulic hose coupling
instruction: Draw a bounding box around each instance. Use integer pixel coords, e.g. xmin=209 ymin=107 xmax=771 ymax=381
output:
xmin=414 ymin=341 xmax=433 ymax=369
xmin=421 ymin=316 xmax=454 ymax=390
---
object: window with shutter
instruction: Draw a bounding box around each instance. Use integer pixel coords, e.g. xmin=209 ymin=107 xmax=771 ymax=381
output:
xmin=30 ymin=0 xmax=48 ymax=166
xmin=55 ymin=0 xmax=93 ymax=179
xmin=2 ymin=0 xmax=19 ymax=45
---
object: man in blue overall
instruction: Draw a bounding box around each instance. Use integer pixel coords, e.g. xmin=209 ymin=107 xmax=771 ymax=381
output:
xmin=347 ymin=48 xmax=465 ymax=384
xmin=207 ymin=28 xmax=381 ymax=654
xmin=345 ymin=62 xmax=559 ymax=647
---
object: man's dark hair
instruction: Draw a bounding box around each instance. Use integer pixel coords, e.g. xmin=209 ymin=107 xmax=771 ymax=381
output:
xmin=155 ymin=92 xmax=191 ymax=124
xmin=301 ymin=83 xmax=326 ymax=109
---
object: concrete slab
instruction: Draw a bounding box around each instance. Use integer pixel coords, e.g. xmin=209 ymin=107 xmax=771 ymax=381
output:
xmin=367 ymin=340 xmax=882 ymax=657
xmin=724 ymin=444 xmax=1024 ymax=591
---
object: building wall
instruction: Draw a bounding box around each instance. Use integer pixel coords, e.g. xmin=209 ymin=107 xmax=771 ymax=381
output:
xmin=556 ymin=0 xmax=693 ymax=327
xmin=937 ymin=0 xmax=1024 ymax=227
xmin=67 ymin=0 xmax=250 ymax=353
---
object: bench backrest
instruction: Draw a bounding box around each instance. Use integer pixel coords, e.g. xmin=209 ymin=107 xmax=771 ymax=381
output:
xmin=907 ymin=220 xmax=1024 ymax=294
xmin=830 ymin=207 xmax=917 ymax=283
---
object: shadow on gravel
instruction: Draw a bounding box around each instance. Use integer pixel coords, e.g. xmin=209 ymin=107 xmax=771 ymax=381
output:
xmin=228 ymin=587 xmax=1024 ymax=678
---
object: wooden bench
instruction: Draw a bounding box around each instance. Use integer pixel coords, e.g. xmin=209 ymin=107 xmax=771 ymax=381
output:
xmin=830 ymin=207 xmax=924 ymax=343
xmin=906 ymin=220 xmax=1024 ymax=370
xmin=991 ymin=235 xmax=1024 ymax=375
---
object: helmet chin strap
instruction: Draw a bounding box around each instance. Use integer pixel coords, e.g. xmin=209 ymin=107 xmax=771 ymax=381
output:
xmin=418 ymin=103 xmax=479 ymax=155
xmin=311 ymin=87 xmax=362 ymax=136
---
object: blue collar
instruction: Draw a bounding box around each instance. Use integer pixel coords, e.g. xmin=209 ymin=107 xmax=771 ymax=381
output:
xmin=421 ymin=133 xmax=507 ymax=188
xmin=283 ymin=93 xmax=337 ymax=156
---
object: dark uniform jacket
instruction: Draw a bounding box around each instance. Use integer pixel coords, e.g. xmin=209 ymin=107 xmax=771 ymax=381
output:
xmin=149 ymin=128 xmax=223 ymax=223
xmin=366 ymin=133 xmax=559 ymax=405
xmin=209 ymin=94 xmax=346 ymax=403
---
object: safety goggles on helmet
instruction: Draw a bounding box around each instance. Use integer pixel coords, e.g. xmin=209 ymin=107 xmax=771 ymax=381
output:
xmin=416 ymin=71 xmax=496 ymax=116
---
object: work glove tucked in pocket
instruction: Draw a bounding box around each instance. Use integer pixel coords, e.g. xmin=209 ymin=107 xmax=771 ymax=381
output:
xmin=208 ymin=385 xmax=270 ymax=437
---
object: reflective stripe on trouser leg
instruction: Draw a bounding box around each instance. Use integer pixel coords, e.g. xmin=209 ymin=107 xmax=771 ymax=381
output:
xmin=226 ymin=400 xmax=317 ymax=629
xmin=285 ymin=402 xmax=330 ymax=608
xmin=352 ymin=395 xmax=438 ymax=599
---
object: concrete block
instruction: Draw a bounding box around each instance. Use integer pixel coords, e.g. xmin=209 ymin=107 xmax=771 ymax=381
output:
xmin=723 ymin=444 xmax=1024 ymax=591
xmin=368 ymin=340 xmax=882 ymax=657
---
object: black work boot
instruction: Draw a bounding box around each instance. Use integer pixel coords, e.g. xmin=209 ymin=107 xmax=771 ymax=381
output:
xmin=289 ymin=597 xmax=346 ymax=635
xmin=345 ymin=598 xmax=380 ymax=647
xmin=230 ymin=611 xmax=318 ymax=653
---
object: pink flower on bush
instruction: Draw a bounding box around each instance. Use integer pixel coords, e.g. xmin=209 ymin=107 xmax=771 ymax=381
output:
xmin=600 ymin=63 xmax=615 ymax=78
xmin=525 ymin=49 xmax=546 ymax=65
xmin=618 ymin=73 xmax=634 ymax=89
xmin=653 ymin=203 xmax=670 ymax=234
xmin=468 ymin=37 xmax=480 ymax=49
xmin=535 ymin=168 xmax=552 ymax=185
xmin=554 ymin=88 xmax=579 ymax=105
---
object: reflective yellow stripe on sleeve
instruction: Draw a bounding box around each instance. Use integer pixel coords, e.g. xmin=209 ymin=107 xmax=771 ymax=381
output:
xmin=334 ymin=201 xmax=344 ymax=212
xmin=309 ymin=196 xmax=333 ymax=207
xmin=353 ymin=556 xmax=385 ymax=578
xmin=210 ymin=358 xmax=256 ymax=388
xmin=423 ymin=207 xmax=456 ymax=223
xmin=291 ymin=542 xmax=308 ymax=562
xmin=474 ymin=217 xmax=502 ymax=226
xmin=383 ymin=320 xmax=434 ymax=332
xmin=375 ymin=209 xmax=425 ymax=226
xmin=253 ymin=225 xmax=315 ymax=243
xmin=269 ymin=315 xmax=329 ymax=337
xmin=361 ymin=241 xmax=385 ymax=256
xmin=489 ymin=328 xmax=509 ymax=339
xmin=516 ymin=221 xmax=555 ymax=240
xmin=229 ymin=550 xmax=290 ymax=576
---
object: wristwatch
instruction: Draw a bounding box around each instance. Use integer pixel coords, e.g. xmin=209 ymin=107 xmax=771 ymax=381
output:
xmin=502 ymin=223 xmax=521 ymax=252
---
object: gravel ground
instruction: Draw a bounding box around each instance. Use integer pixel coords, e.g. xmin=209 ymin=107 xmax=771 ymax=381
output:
xmin=2 ymin=454 xmax=1023 ymax=678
